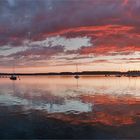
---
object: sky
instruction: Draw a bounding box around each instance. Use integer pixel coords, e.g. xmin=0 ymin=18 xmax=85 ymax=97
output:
xmin=0 ymin=0 xmax=140 ymax=73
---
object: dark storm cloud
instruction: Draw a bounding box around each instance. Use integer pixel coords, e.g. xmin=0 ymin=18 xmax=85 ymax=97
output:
xmin=0 ymin=0 xmax=140 ymax=68
xmin=0 ymin=0 xmax=140 ymax=46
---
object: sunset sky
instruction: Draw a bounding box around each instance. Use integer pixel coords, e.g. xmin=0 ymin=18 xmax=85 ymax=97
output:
xmin=0 ymin=0 xmax=140 ymax=73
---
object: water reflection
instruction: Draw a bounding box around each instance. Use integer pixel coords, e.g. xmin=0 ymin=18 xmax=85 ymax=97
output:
xmin=0 ymin=76 xmax=140 ymax=138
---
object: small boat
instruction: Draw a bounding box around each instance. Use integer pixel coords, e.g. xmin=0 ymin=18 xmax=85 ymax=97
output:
xmin=10 ymin=58 xmax=17 ymax=80
xmin=74 ymin=75 xmax=80 ymax=79
xmin=74 ymin=64 xmax=80 ymax=79
xmin=10 ymin=75 xmax=17 ymax=80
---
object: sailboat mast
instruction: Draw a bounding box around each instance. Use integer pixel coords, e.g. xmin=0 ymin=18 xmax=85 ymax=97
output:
xmin=76 ymin=64 xmax=78 ymax=73
xmin=13 ymin=61 xmax=15 ymax=74
xmin=13 ymin=60 xmax=15 ymax=74
xmin=74 ymin=64 xmax=80 ymax=79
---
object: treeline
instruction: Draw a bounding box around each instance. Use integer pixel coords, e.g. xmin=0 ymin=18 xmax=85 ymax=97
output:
xmin=0 ymin=70 xmax=140 ymax=76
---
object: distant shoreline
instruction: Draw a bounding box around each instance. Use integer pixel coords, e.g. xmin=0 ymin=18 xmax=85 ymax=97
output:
xmin=0 ymin=71 xmax=140 ymax=77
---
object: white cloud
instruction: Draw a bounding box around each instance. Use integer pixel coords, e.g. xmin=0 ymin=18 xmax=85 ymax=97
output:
xmin=0 ymin=36 xmax=92 ymax=57
xmin=30 ymin=35 xmax=92 ymax=50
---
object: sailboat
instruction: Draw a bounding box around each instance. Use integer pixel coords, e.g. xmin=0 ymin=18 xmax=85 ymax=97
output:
xmin=10 ymin=32 xmax=31 ymax=81
xmin=10 ymin=61 xmax=17 ymax=80
xmin=10 ymin=74 xmax=17 ymax=80
xmin=74 ymin=75 xmax=80 ymax=79
xmin=74 ymin=64 xmax=80 ymax=79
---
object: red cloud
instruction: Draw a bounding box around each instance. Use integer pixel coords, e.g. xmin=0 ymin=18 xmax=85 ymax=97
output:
xmin=79 ymin=45 xmax=140 ymax=55
xmin=39 ymin=24 xmax=139 ymax=56
xmin=40 ymin=25 xmax=134 ymax=38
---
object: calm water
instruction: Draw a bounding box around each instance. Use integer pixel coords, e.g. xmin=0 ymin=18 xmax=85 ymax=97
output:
xmin=0 ymin=76 xmax=140 ymax=139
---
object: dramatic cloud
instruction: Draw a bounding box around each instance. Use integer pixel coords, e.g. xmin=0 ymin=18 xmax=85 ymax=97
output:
xmin=0 ymin=0 xmax=140 ymax=72
xmin=30 ymin=36 xmax=92 ymax=50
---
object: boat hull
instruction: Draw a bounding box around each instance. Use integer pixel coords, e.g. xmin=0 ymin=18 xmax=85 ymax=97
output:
xmin=74 ymin=75 xmax=80 ymax=79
